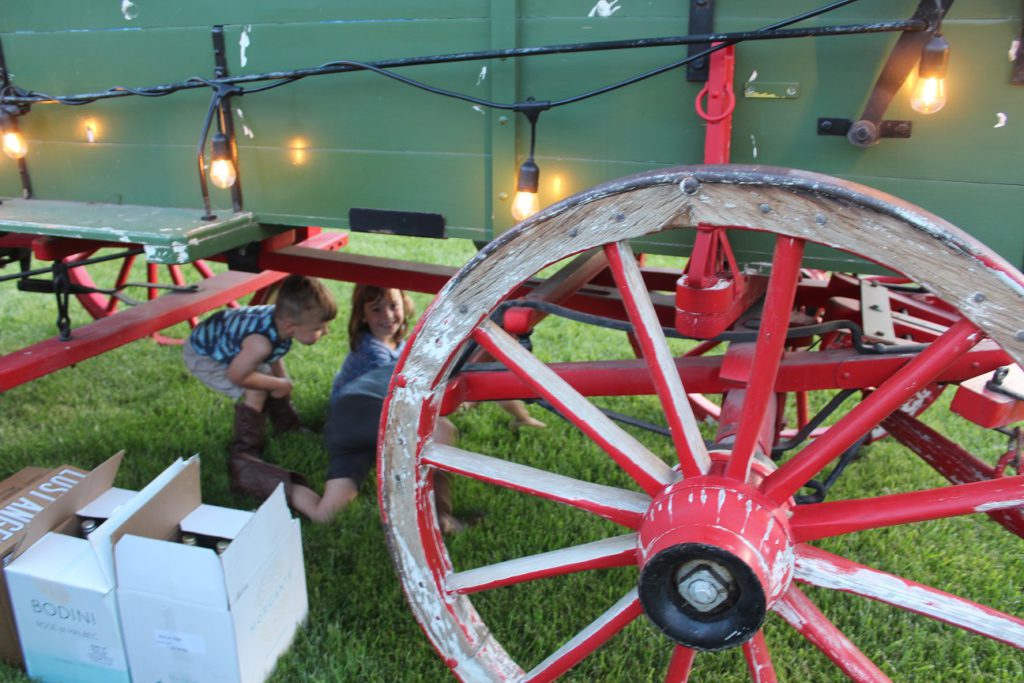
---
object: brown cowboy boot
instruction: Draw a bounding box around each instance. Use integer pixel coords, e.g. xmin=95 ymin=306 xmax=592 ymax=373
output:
xmin=227 ymin=403 xmax=311 ymax=501
xmin=229 ymin=453 xmax=311 ymax=501
xmin=265 ymin=396 xmax=303 ymax=433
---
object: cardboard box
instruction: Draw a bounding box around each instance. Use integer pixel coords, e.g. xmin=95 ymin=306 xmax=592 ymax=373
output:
xmin=0 ymin=461 xmax=91 ymax=666
xmin=4 ymin=453 xmax=186 ymax=683
xmin=115 ymin=457 xmax=307 ymax=683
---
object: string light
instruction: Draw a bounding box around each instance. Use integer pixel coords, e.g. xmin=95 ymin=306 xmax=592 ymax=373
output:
xmin=511 ymin=104 xmax=545 ymax=222
xmin=209 ymin=132 xmax=237 ymax=189
xmin=0 ymin=113 xmax=27 ymax=160
xmin=910 ymin=33 xmax=949 ymax=115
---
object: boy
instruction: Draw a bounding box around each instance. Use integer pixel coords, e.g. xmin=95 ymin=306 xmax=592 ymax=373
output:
xmin=183 ymin=274 xmax=337 ymax=500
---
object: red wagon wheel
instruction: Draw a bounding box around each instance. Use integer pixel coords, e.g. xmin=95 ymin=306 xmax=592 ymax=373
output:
xmin=61 ymin=248 xmax=260 ymax=345
xmin=380 ymin=166 xmax=1024 ymax=681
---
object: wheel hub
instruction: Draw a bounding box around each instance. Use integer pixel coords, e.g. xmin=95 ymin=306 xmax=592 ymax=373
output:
xmin=636 ymin=478 xmax=794 ymax=651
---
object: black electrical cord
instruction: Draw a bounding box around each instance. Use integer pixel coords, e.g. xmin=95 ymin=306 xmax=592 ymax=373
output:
xmin=1 ymin=1 xmax=922 ymax=116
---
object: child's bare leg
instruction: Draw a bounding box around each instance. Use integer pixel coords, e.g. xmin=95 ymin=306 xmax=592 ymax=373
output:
xmin=289 ymin=478 xmax=359 ymax=523
xmin=499 ymin=400 xmax=546 ymax=430
xmin=242 ymin=387 xmax=268 ymax=413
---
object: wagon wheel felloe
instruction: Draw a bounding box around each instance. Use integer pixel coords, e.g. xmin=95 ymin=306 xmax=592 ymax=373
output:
xmin=380 ymin=165 xmax=1024 ymax=681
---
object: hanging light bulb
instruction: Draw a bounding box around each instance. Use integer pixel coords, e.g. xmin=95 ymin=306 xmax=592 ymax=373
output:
xmin=910 ymin=33 xmax=949 ymax=115
xmin=511 ymin=157 xmax=540 ymax=222
xmin=0 ymin=114 xmax=27 ymax=160
xmin=209 ymin=132 xmax=237 ymax=189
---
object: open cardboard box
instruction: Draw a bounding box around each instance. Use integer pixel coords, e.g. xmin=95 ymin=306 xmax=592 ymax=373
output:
xmin=0 ymin=461 xmax=91 ymax=666
xmin=3 ymin=451 xmax=183 ymax=682
xmin=115 ymin=456 xmax=308 ymax=683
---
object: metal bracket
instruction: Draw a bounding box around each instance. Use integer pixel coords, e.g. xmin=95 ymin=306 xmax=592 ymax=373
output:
xmin=818 ymin=118 xmax=912 ymax=140
xmin=211 ymin=26 xmax=244 ymax=213
xmin=686 ymin=0 xmax=715 ymax=82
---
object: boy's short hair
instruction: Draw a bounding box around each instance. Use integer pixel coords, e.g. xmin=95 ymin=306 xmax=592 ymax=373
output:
xmin=273 ymin=275 xmax=338 ymax=324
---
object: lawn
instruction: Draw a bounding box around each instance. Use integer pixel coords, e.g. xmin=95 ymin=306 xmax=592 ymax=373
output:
xmin=0 ymin=233 xmax=1021 ymax=682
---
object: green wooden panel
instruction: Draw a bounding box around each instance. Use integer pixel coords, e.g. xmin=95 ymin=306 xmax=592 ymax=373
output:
xmin=0 ymin=1 xmax=1020 ymax=267
xmin=0 ymin=198 xmax=266 ymax=263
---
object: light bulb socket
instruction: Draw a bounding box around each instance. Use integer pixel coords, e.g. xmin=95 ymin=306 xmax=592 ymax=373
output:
xmin=918 ymin=34 xmax=949 ymax=79
xmin=211 ymin=132 xmax=231 ymax=161
xmin=516 ymin=158 xmax=540 ymax=193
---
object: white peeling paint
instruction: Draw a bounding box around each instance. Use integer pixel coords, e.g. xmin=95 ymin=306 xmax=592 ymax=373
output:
xmin=975 ymin=498 xmax=1024 ymax=513
xmin=471 ymin=105 xmax=485 ymax=115
xmin=239 ymin=27 xmax=252 ymax=68
xmin=588 ymin=0 xmax=621 ymax=18
xmin=242 ymin=124 xmax=254 ymax=138
xmin=750 ymin=134 xmax=758 ymax=160
xmin=476 ymin=66 xmax=488 ymax=85
xmin=994 ymin=112 xmax=1008 ymax=128
xmin=121 ymin=0 xmax=137 ymax=21
xmin=1010 ymin=39 xmax=1020 ymax=62
xmin=795 ymin=549 xmax=1024 ymax=645
xmin=748 ymin=70 xmax=758 ymax=83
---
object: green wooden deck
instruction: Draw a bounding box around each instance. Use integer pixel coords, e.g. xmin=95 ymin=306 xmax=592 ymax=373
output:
xmin=0 ymin=199 xmax=276 ymax=263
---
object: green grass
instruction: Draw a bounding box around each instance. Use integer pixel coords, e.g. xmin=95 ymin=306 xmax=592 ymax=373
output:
xmin=1 ymin=234 xmax=1022 ymax=682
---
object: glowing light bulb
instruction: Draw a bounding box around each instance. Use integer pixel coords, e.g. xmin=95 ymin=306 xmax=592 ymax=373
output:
xmin=209 ymin=133 xmax=237 ymax=189
xmin=511 ymin=190 xmax=540 ymax=222
xmin=2 ymin=130 xmax=26 ymax=160
xmin=511 ymin=158 xmax=540 ymax=221
xmin=910 ymin=76 xmax=946 ymax=115
xmin=910 ymin=34 xmax=949 ymax=115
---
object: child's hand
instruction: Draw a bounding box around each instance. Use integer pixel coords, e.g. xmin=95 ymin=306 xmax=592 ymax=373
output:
xmin=271 ymin=377 xmax=294 ymax=398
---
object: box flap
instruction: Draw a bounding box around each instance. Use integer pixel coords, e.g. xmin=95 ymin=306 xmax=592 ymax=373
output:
xmin=89 ymin=456 xmax=199 ymax=587
xmin=221 ymin=486 xmax=291 ymax=604
xmin=115 ymin=535 xmax=229 ymax=609
xmin=2 ymin=452 xmax=122 ymax=566
xmin=77 ymin=487 xmax=136 ymax=519
xmin=180 ymin=504 xmax=251 ymax=541
xmin=5 ymin=532 xmax=110 ymax=593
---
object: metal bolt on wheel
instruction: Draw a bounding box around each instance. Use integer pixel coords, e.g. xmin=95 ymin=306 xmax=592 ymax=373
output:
xmin=380 ymin=166 xmax=1024 ymax=681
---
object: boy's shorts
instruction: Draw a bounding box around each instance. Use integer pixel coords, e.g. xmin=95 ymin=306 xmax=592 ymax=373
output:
xmin=324 ymin=393 xmax=385 ymax=487
xmin=183 ymin=339 xmax=271 ymax=400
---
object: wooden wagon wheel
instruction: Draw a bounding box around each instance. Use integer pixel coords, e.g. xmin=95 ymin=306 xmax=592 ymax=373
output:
xmin=380 ymin=165 xmax=1024 ymax=681
xmin=61 ymin=249 xmax=260 ymax=345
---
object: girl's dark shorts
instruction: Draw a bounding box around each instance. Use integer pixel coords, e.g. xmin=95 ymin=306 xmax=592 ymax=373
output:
xmin=324 ymin=393 xmax=385 ymax=487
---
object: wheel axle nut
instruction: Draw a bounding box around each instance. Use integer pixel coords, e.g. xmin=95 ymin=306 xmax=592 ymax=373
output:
xmin=676 ymin=565 xmax=730 ymax=613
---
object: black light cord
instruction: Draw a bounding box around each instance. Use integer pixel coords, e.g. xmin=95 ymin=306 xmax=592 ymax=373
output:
xmin=1 ymin=2 xmax=922 ymax=116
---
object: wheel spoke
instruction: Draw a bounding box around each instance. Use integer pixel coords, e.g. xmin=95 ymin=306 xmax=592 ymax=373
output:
xmin=790 ymin=476 xmax=1024 ymax=542
xmin=795 ymin=545 xmax=1024 ymax=648
xmin=446 ymin=533 xmax=637 ymax=595
xmin=762 ymin=317 xmax=983 ymax=504
xmin=742 ymin=631 xmax=777 ymax=683
xmin=727 ymin=236 xmax=805 ymax=481
xmin=522 ymin=588 xmax=643 ymax=683
xmin=473 ymin=319 xmax=676 ymax=495
xmin=774 ymin=586 xmax=892 ymax=682
xmin=422 ymin=442 xmax=651 ymax=528
xmin=664 ymin=645 xmax=696 ymax=683
xmin=605 ymin=240 xmax=711 ymax=478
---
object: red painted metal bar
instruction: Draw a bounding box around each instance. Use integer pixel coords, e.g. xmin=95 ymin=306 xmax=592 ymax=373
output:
xmin=664 ymin=645 xmax=696 ymax=683
xmin=881 ymin=410 xmax=1024 ymax=537
xmin=605 ymin=240 xmax=710 ymax=478
xmin=789 ymin=475 xmax=1024 ymax=542
xmin=503 ymin=248 xmax=609 ymax=335
xmin=774 ymin=587 xmax=892 ymax=682
xmin=794 ymin=545 xmax=1024 ymax=648
xmin=167 ymin=264 xmax=199 ymax=327
xmin=522 ymin=591 xmax=643 ymax=683
xmin=440 ymin=341 xmax=1010 ymax=411
xmin=727 ymin=237 xmax=805 ymax=481
xmin=761 ymin=318 xmax=984 ymax=504
xmin=106 ymin=252 xmax=136 ymax=315
xmin=742 ymin=632 xmax=777 ymax=683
